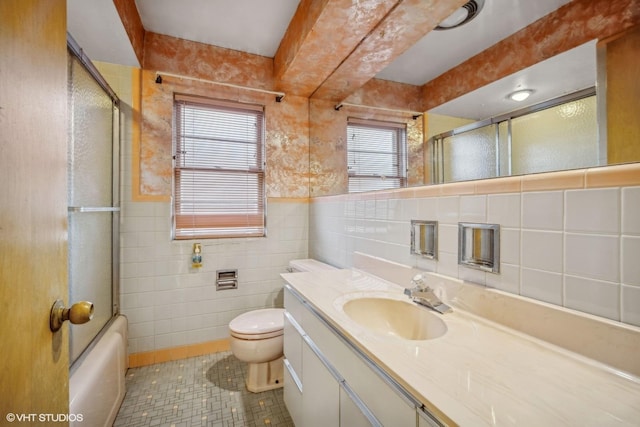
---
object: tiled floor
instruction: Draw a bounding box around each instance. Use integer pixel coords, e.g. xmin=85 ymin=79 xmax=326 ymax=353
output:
xmin=114 ymin=351 xmax=294 ymax=427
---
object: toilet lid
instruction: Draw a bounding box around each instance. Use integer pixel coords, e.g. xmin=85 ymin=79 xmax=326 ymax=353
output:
xmin=229 ymin=308 xmax=284 ymax=336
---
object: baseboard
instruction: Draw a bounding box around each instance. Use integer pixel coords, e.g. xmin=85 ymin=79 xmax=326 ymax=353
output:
xmin=128 ymin=338 xmax=231 ymax=368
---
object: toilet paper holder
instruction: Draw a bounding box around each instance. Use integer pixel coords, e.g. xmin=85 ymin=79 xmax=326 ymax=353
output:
xmin=217 ymin=269 xmax=238 ymax=290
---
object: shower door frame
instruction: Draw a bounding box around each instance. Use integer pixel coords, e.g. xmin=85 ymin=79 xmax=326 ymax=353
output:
xmin=67 ymin=33 xmax=121 ymax=370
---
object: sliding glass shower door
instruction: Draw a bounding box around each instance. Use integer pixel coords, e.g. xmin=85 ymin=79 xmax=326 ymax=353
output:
xmin=67 ymin=43 xmax=120 ymax=366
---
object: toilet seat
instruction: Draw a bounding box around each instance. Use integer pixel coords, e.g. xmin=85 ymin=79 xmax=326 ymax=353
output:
xmin=230 ymin=329 xmax=283 ymax=340
xmin=229 ymin=308 xmax=284 ymax=340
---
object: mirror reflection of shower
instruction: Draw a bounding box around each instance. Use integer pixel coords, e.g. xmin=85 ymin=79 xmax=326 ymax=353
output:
xmin=427 ymin=88 xmax=598 ymax=184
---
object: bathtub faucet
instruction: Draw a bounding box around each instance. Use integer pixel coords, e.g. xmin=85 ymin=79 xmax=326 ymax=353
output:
xmin=404 ymin=274 xmax=452 ymax=314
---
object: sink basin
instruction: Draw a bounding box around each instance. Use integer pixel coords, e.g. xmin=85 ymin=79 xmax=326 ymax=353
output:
xmin=342 ymin=297 xmax=447 ymax=341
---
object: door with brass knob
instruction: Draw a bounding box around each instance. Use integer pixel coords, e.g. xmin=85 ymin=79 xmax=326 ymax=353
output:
xmin=50 ymin=300 xmax=94 ymax=333
xmin=1 ymin=0 xmax=70 ymax=417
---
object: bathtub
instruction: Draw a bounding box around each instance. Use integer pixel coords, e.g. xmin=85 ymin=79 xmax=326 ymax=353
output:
xmin=69 ymin=315 xmax=128 ymax=427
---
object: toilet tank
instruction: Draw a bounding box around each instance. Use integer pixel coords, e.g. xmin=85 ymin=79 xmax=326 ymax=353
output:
xmin=288 ymin=259 xmax=337 ymax=273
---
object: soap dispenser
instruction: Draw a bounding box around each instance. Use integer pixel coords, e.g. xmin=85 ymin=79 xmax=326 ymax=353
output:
xmin=191 ymin=243 xmax=203 ymax=268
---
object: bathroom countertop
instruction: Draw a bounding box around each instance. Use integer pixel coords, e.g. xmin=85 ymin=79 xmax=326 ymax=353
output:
xmin=282 ymin=268 xmax=640 ymax=426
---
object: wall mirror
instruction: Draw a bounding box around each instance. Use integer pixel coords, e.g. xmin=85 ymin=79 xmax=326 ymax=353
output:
xmin=309 ymin=2 xmax=640 ymax=195
xmin=422 ymin=25 xmax=639 ymax=186
xmin=425 ymin=41 xmax=599 ymax=184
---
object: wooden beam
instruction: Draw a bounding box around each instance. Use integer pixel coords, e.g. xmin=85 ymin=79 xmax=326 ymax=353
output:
xmin=274 ymin=0 xmax=399 ymax=97
xmin=112 ymin=0 xmax=145 ymax=66
xmin=311 ymin=0 xmax=467 ymax=102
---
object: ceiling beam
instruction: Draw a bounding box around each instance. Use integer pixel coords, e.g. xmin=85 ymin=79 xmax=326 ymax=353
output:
xmin=310 ymin=0 xmax=467 ymax=102
xmin=274 ymin=0 xmax=400 ymax=97
xmin=112 ymin=0 xmax=146 ymax=66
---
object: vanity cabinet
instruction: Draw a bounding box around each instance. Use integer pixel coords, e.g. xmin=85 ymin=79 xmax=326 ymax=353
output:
xmin=340 ymin=386 xmax=372 ymax=427
xmin=301 ymin=339 xmax=339 ymax=427
xmin=283 ymin=288 xmax=305 ymax=426
xmin=283 ymin=284 xmax=437 ymax=427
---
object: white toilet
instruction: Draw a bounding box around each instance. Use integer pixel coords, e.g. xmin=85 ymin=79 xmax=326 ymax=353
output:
xmin=229 ymin=308 xmax=285 ymax=393
xmin=228 ymin=259 xmax=337 ymax=393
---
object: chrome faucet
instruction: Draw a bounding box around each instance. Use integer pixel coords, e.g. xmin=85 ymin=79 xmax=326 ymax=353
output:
xmin=404 ymin=274 xmax=452 ymax=314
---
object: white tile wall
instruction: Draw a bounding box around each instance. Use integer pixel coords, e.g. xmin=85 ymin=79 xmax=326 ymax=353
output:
xmin=522 ymin=191 xmax=564 ymax=230
xmin=622 ymin=187 xmax=640 ymax=233
xmin=459 ymin=195 xmax=487 ymax=223
xmin=565 ymin=275 xmax=619 ymax=321
xmin=565 ymin=234 xmax=619 ymax=282
xmin=521 ymin=268 xmax=563 ymax=305
xmin=120 ymin=198 xmax=308 ymax=354
xmin=437 ymin=196 xmax=460 ymax=224
xmin=565 ymin=188 xmax=619 ymax=233
xmin=310 ymin=186 xmax=640 ymax=327
xmin=488 ymin=193 xmax=521 ymax=227
xmin=622 ymin=236 xmax=640 ymax=286
xmin=521 ymin=230 xmax=563 ymax=272
xmin=622 ymin=285 xmax=640 ymax=325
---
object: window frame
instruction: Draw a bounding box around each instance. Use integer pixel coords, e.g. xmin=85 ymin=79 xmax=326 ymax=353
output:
xmin=172 ymin=94 xmax=266 ymax=240
xmin=346 ymin=117 xmax=408 ymax=193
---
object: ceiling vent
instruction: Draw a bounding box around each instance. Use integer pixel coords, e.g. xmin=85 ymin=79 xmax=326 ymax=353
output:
xmin=435 ymin=0 xmax=485 ymax=30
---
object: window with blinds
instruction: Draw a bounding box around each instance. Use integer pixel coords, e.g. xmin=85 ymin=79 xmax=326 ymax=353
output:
xmin=173 ymin=95 xmax=265 ymax=239
xmin=347 ymin=118 xmax=407 ymax=193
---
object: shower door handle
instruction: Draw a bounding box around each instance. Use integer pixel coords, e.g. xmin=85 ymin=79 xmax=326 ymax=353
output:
xmin=49 ymin=299 xmax=94 ymax=332
xmin=68 ymin=206 xmax=120 ymax=213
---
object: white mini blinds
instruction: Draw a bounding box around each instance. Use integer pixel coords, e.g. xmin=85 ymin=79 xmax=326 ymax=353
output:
xmin=347 ymin=118 xmax=407 ymax=193
xmin=173 ymin=94 xmax=265 ymax=239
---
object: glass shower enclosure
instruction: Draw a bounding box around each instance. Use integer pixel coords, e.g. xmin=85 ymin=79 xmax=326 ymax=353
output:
xmin=428 ymin=89 xmax=598 ymax=184
xmin=67 ymin=36 xmax=120 ymax=366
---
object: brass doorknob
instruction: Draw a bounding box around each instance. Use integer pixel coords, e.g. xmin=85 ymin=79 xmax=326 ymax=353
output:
xmin=50 ymin=299 xmax=94 ymax=332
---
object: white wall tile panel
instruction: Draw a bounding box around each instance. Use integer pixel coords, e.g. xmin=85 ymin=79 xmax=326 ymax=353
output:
xmin=399 ymin=198 xmax=417 ymax=221
xmin=622 ymin=187 xmax=640 ymax=234
xmin=565 ymin=188 xmax=620 ymax=233
xmin=459 ymin=195 xmax=487 ymax=223
xmin=565 ymin=233 xmax=619 ymax=282
xmin=438 ymin=224 xmax=459 ymax=254
xmin=488 ymin=193 xmax=521 ymax=228
xmin=522 ymin=191 xmax=564 ymax=230
xmin=436 ymin=252 xmax=459 ymax=278
xmin=622 ymin=236 xmax=640 ymax=286
xmin=500 ymin=228 xmax=521 ymax=265
xmin=565 ymin=275 xmax=620 ymax=321
xmin=486 ymin=263 xmax=520 ymax=294
xmin=622 ymin=285 xmax=640 ymax=327
xmin=416 ymin=197 xmax=438 ymax=220
xmin=521 ymin=268 xmax=563 ymax=305
xmin=459 ymin=266 xmax=486 ymax=285
xmin=521 ymin=230 xmax=563 ymax=272
xmin=437 ymin=196 xmax=460 ymax=224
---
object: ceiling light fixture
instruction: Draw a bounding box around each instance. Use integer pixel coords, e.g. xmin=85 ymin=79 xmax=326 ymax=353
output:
xmin=508 ymin=89 xmax=534 ymax=102
xmin=435 ymin=0 xmax=485 ymax=30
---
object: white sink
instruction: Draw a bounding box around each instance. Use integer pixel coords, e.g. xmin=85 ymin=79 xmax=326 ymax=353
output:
xmin=341 ymin=296 xmax=447 ymax=341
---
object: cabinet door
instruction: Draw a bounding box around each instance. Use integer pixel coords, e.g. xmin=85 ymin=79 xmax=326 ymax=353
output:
xmin=418 ymin=409 xmax=441 ymax=427
xmin=302 ymin=341 xmax=339 ymax=427
xmin=340 ymin=385 xmax=376 ymax=427
xmin=283 ymin=359 xmax=303 ymax=426
xmin=303 ymin=306 xmax=416 ymax=426
xmin=284 ymin=312 xmax=303 ymax=380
